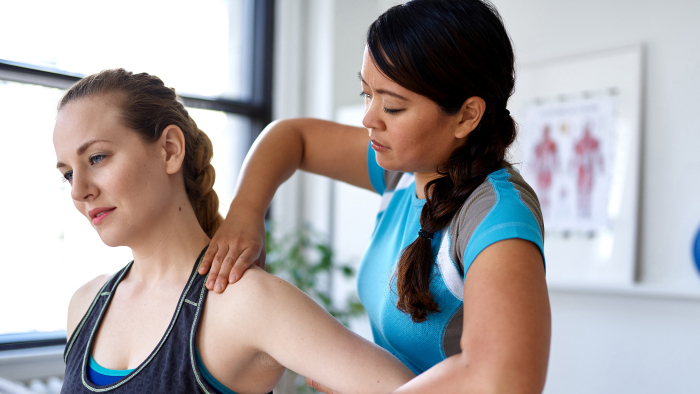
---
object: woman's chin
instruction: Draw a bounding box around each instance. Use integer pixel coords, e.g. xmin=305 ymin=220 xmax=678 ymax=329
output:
xmin=100 ymin=238 xmax=125 ymax=248
xmin=95 ymin=231 xmax=128 ymax=248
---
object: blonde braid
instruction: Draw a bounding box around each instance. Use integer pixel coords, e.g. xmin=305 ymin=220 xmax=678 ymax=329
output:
xmin=185 ymin=124 xmax=224 ymax=238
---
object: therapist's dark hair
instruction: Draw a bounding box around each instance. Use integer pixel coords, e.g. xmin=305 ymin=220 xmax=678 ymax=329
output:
xmin=367 ymin=0 xmax=517 ymax=322
xmin=58 ymin=69 xmax=224 ymax=237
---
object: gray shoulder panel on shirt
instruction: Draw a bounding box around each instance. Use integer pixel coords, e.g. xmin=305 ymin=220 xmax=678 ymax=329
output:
xmin=447 ymin=167 xmax=543 ymax=273
xmin=448 ymin=179 xmax=497 ymax=274
xmin=383 ymin=170 xmax=404 ymax=192
xmin=505 ymin=167 xmax=544 ymax=237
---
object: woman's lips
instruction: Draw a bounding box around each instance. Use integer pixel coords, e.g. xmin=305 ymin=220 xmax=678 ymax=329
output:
xmin=90 ymin=208 xmax=116 ymax=225
xmin=370 ymin=139 xmax=389 ymax=152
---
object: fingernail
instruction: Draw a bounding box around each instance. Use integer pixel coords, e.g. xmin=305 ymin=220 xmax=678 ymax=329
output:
xmin=230 ymin=275 xmax=238 ymax=283
xmin=207 ymin=280 xmax=213 ymax=289
xmin=215 ymin=284 xmax=223 ymax=292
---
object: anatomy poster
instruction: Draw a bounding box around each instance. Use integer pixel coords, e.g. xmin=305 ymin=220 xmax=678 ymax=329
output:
xmin=509 ymin=45 xmax=642 ymax=286
xmin=519 ymin=96 xmax=616 ymax=233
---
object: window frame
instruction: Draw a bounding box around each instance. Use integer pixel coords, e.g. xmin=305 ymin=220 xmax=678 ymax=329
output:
xmin=0 ymin=0 xmax=274 ymax=352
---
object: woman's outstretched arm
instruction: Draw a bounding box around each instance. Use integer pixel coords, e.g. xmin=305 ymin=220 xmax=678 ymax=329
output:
xmin=198 ymin=118 xmax=370 ymax=292
xmin=198 ymin=266 xmax=415 ymax=394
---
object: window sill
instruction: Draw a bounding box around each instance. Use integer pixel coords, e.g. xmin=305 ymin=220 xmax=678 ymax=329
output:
xmin=0 ymin=345 xmax=64 ymax=381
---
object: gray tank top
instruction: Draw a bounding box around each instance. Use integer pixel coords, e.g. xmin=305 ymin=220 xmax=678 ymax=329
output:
xmin=62 ymin=247 xmax=249 ymax=393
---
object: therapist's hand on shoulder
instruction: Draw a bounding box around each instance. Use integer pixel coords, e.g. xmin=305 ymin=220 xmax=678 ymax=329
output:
xmin=198 ymin=207 xmax=266 ymax=293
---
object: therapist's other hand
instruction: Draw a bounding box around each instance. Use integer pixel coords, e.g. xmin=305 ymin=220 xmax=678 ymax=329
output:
xmin=198 ymin=209 xmax=266 ymax=293
xmin=306 ymin=378 xmax=337 ymax=394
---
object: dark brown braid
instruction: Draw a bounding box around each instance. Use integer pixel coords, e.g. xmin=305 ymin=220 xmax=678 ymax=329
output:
xmin=367 ymin=0 xmax=517 ymax=322
xmin=59 ymin=68 xmax=223 ymax=237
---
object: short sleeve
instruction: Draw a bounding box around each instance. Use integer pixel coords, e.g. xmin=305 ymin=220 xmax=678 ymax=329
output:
xmin=367 ymin=142 xmax=386 ymax=194
xmin=449 ymin=168 xmax=545 ymax=276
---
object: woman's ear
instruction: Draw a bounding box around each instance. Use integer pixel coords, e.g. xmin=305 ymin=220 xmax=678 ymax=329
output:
xmin=454 ymin=96 xmax=486 ymax=139
xmin=159 ymin=125 xmax=186 ymax=175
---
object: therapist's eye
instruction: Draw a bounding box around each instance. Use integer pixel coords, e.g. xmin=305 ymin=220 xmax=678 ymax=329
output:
xmin=383 ymin=107 xmax=404 ymax=114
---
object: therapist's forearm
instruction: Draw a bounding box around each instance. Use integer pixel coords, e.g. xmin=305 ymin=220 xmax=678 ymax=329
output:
xmin=229 ymin=119 xmax=304 ymax=216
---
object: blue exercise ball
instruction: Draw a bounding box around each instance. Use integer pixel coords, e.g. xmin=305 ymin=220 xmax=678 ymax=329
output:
xmin=695 ymin=226 xmax=700 ymax=274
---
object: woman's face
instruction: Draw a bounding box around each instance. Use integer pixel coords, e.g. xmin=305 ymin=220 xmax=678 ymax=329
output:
xmin=53 ymin=95 xmax=174 ymax=247
xmin=360 ymin=49 xmax=468 ymax=175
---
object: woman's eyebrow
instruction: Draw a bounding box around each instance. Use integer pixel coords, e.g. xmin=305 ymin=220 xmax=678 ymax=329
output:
xmin=56 ymin=139 xmax=110 ymax=168
xmin=358 ymin=72 xmax=408 ymax=101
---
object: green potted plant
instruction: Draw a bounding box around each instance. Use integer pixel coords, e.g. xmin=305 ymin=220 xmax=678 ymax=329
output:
xmin=265 ymin=224 xmax=365 ymax=393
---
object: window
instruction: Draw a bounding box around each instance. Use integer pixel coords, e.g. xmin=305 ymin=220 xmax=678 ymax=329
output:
xmin=0 ymin=0 xmax=273 ymax=349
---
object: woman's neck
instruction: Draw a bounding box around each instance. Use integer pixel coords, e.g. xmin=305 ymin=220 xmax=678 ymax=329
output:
xmin=126 ymin=199 xmax=210 ymax=284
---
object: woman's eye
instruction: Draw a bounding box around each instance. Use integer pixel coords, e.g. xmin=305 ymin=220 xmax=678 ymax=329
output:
xmin=62 ymin=171 xmax=73 ymax=183
xmin=89 ymin=154 xmax=106 ymax=165
xmin=359 ymin=91 xmax=370 ymax=99
xmin=383 ymin=107 xmax=404 ymax=114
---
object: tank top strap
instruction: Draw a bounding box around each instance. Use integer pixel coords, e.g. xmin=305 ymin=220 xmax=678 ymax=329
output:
xmin=64 ymin=261 xmax=133 ymax=365
xmin=181 ymin=247 xmax=210 ymax=312
xmin=62 ymin=245 xmax=240 ymax=393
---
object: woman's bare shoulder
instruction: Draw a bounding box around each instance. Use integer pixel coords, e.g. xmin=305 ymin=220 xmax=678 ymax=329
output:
xmin=206 ymin=265 xmax=300 ymax=318
xmin=66 ymin=273 xmax=112 ymax=338
xmin=202 ymin=265 xmax=333 ymax=343
xmin=196 ymin=266 xmax=290 ymax=377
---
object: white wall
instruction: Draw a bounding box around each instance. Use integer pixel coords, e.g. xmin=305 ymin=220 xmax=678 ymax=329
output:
xmin=492 ymin=1 xmax=700 ymax=392
xmin=494 ymin=0 xmax=700 ymax=292
xmin=275 ymin=0 xmax=700 ymax=392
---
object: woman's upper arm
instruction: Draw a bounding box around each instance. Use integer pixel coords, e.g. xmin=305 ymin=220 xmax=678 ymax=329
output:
xmin=66 ymin=274 xmax=110 ymax=338
xmin=289 ymin=118 xmax=373 ymax=191
xmin=244 ymin=270 xmax=414 ymax=393
xmin=460 ymin=239 xmax=550 ymax=392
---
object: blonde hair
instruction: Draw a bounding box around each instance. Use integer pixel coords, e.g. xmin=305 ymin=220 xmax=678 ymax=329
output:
xmin=59 ymin=68 xmax=224 ymax=237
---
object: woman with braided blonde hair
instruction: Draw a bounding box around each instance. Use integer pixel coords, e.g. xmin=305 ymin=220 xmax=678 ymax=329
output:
xmin=54 ymin=69 xmax=414 ymax=393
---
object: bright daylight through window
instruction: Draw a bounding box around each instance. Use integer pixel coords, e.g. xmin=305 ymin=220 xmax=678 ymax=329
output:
xmin=0 ymin=0 xmax=273 ymax=343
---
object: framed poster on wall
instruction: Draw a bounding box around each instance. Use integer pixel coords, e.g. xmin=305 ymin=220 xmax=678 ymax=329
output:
xmin=509 ymin=45 xmax=643 ymax=286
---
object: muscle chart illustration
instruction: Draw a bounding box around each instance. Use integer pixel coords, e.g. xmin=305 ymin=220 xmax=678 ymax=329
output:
xmin=571 ymin=123 xmax=604 ymax=218
xmin=532 ymin=125 xmax=558 ymax=215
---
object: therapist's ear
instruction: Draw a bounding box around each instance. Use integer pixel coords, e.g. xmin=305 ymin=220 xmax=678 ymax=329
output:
xmin=454 ymin=96 xmax=486 ymax=139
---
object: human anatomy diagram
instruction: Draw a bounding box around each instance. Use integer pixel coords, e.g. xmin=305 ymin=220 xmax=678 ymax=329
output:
xmin=572 ymin=124 xmax=604 ymax=218
xmin=532 ymin=125 xmax=558 ymax=216
xmin=521 ymin=97 xmax=615 ymax=232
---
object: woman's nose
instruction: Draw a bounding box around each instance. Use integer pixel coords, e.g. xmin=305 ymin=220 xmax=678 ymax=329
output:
xmin=70 ymin=172 xmax=96 ymax=201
